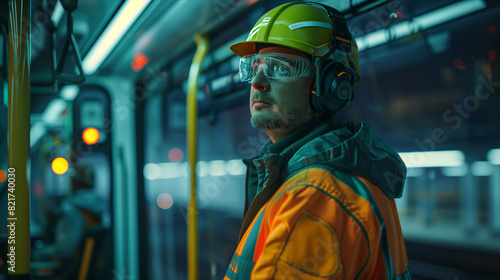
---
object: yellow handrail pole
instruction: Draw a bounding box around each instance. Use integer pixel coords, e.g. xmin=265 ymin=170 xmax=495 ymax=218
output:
xmin=77 ymin=237 xmax=95 ymax=280
xmin=186 ymin=34 xmax=209 ymax=280
xmin=7 ymin=0 xmax=31 ymax=278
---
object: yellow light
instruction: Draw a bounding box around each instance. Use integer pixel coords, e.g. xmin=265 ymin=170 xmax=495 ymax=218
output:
xmin=52 ymin=157 xmax=69 ymax=175
xmin=82 ymin=127 xmax=100 ymax=145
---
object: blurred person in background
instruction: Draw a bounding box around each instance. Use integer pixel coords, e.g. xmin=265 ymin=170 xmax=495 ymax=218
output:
xmin=32 ymin=164 xmax=104 ymax=280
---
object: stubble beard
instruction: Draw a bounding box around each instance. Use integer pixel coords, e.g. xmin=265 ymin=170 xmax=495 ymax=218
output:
xmin=250 ymin=106 xmax=314 ymax=130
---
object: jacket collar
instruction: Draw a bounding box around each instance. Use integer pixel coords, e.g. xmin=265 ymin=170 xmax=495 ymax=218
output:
xmin=257 ymin=114 xmax=342 ymax=161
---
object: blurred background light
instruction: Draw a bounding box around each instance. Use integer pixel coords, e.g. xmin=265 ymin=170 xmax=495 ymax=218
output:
xmin=226 ymin=160 xmax=246 ymax=176
xmin=131 ymin=52 xmax=148 ymax=72
xmin=441 ymin=164 xmax=468 ymax=177
xmin=159 ymin=162 xmax=188 ymax=179
xmin=471 ymin=161 xmax=493 ymax=176
xmin=407 ymin=168 xmax=424 ymax=177
xmin=145 ymin=160 xmax=247 ymax=180
xmin=487 ymin=149 xmax=500 ymax=165
xmin=196 ymin=161 xmax=209 ymax=177
xmin=454 ymin=58 xmax=463 ymax=68
xmin=426 ymin=32 xmax=450 ymax=54
xmin=157 ymin=193 xmax=174 ymax=209
xmin=414 ymin=0 xmax=486 ymax=30
xmin=0 ymin=169 xmax=6 ymax=183
xmin=83 ymin=0 xmax=152 ymax=74
xmin=399 ymin=150 xmax=465 ymax=168
xmin=51 ymin=1 xmax=64 ymax=26
xmin=42 ymin=98 xmax=67 ymax=123
xmin=168 ymin=148 xmax=184 ymax=162
xmin=488 ymin=50 xmax=497 ymax=61
xmin=82 ymin=127 xmax=100 ymax=145
xmin=488 ymin=24 xmax=496 ymax=34
xmin=30 ymin=123 xmax=46 ymax=148
xmin=60 ymin=85 xmax=80 ymax=101
xmin=51 ymin=157 xmax=69 ymax=175
xmin=356 ymin=0 xmax=486 ymax=51
xmin=209 ymin=160 xmax=226 ymax=177
xmin=144 ymin=163 xmax=160 ymax=180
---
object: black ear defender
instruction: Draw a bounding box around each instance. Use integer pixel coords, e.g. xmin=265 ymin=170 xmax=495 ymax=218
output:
xmin=306 ymin=2 xmax=357 ymax=114
xmin=311 ymin=63 xmax=353 ymax=113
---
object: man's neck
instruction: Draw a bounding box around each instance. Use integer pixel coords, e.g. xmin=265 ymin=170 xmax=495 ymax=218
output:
xmin=263 ymin=112 xmax=326 ymax=143
xmin=263 ymin=124 xmax=305 ymax=143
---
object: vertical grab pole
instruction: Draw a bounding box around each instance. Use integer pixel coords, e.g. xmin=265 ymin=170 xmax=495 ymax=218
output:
xmin=7 ymin=0 xmax=31 ymax=278
xmin=186 ymin=35 xmax=209 ymax=280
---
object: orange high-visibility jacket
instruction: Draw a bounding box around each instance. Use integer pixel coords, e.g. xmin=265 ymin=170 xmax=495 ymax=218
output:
xmin=225 ymin=116 xmax=411 ymax=280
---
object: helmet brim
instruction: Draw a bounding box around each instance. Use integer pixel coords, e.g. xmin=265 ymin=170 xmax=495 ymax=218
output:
xmin=230 ymin=41 xmax=309 ymax=57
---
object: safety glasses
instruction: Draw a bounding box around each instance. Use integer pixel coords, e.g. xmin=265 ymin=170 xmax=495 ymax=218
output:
xmin=239 ymin=53 xmax=315 ymax=82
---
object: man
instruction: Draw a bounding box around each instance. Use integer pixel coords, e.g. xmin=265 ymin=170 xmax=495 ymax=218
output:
xmin=224 ymin=2 xmax=411 ymax=280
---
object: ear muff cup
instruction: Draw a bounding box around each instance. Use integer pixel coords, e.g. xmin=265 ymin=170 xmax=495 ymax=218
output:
xmin=310 ymin=62 xmax=353 ymax=114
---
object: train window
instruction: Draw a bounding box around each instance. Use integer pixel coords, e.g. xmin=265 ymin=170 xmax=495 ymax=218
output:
xmin=145 ymin=95 xmax=251 ymax=277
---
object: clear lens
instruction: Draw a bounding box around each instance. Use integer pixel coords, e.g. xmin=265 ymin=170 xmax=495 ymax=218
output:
xmin=239 ymin=53 xmax=315 ymax=82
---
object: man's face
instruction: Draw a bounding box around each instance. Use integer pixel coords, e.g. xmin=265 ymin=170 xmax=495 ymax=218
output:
xmin=249 ymin=47 xmax=315 ymax=131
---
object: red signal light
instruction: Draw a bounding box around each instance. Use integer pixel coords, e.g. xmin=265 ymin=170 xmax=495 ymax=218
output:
xmin=131 ymin=52 xmax=148 ymax=72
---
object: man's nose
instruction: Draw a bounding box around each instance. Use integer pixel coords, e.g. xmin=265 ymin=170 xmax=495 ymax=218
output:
xmin=251 ymin=70 xmax=270 ymax=92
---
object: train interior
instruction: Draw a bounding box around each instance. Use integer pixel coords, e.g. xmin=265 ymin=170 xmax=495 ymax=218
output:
xmin=0 ymin=0 xmax=500 ymax=279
